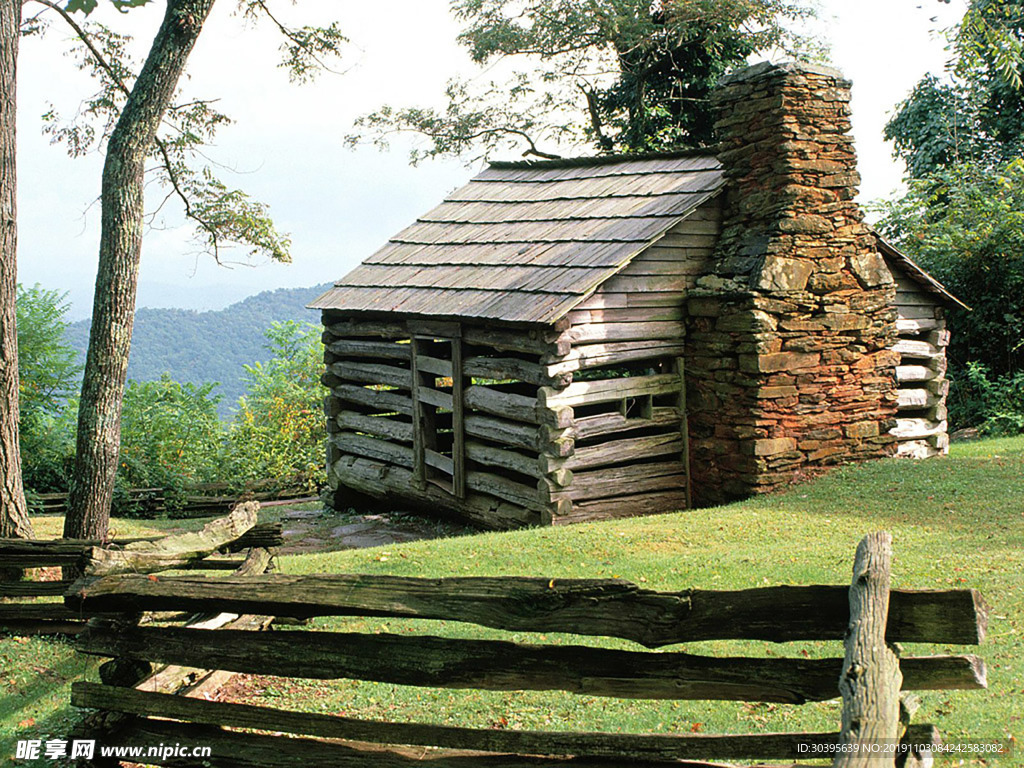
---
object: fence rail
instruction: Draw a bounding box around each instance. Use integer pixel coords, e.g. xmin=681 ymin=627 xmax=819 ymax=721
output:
xmin=68 ymin=531 xmax=988 ymax=768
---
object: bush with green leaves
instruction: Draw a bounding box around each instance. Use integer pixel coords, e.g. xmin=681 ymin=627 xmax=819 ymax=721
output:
xmin=875 ymin=159 xmax=1024 ymax=379
xmin=949 ymin=362 xmax=1024 ymax=436
xmin=15 ymin=285 xmax=82 ymax=499
xmin=114 ymin=376 xmax=225 ymax=515
xmin=227 ymin=320 xmax=326 ymax=492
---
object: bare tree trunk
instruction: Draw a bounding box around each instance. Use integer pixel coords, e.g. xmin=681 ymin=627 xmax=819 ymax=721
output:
xmin=0 ymin=0 xmax=32 ymax=541
xmin=64 ymin=0 xmax=217 ymax=540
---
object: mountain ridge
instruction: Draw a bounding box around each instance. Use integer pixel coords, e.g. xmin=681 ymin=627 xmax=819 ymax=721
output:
xmin=65 ymin=283 xmax=332 ymax=414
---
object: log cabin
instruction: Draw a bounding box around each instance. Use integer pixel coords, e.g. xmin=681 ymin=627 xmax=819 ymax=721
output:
xmin=310 ymin=60 xmax=965 ymax=528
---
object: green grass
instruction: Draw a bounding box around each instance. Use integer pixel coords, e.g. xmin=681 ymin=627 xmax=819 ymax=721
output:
xmin=2 ymin=438 xmax=1022 ymax=765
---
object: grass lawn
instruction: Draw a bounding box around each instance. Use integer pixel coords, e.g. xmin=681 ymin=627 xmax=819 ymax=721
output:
xmin=2 ymin=437 xmax=1022 ymax=765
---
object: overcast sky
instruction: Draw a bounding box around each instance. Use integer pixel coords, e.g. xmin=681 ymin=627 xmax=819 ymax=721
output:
xmin=16 ymin=0 xmax=967 ymax=319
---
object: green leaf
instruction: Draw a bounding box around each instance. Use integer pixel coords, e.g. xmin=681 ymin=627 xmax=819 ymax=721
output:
xmin=64 ymin=0 xmax=98 ymax=15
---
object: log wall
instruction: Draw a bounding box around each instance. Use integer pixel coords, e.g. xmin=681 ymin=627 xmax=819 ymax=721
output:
xmin=321 ymin=316 xmax=574 ymax=528
xmin=535 ymin=201 xmax=719 ymax=522
xmin=886 ymin=263 xmax=950 ymax=458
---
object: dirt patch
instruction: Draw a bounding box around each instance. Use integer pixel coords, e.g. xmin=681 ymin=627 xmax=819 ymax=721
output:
xmin=275 ymin=506 xmax=475 ymax=556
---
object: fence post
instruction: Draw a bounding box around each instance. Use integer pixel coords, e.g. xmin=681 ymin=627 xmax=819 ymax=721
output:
xmin=834 ymin=531 xmax=903 ymax=768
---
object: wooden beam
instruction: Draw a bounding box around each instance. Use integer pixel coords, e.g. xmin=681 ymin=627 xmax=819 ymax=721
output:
xmin=574 ymin=407 xmax=681 ymax=441
xmin=109 ymin=717 xmax=779 ymax=768
xmin=70 ymin=683 xmax=940 ymax=763
xmin=82 ymin=504 xmax=259 ymax=577
xmin=75 ymin=625 xmax=986 ymax=703
xmin=834 ymin=532 xmax=903 ymax=768
xmin=327 ymin=339 xmax=411 ymax=361
xmin=540 ymin=374 xmax=681 ymax=408
xmin=333 ymin=385 xmax=413 ymax=416
xmin=332 ymin=432 xmax=415 ymax=469
xmin=330 ymin=361 xmax=412 ymax=390
xmin=566 ymin=432 xmax=683 ymax=471
xmin=337 ymin=412 xmax=414 ymax=443
xmin=70 ymin=575 xmax=989 ymax=647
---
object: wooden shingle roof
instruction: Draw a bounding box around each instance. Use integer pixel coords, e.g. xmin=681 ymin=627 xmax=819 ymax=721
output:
xmin=310 ymin=152 xmax=724 ymax=325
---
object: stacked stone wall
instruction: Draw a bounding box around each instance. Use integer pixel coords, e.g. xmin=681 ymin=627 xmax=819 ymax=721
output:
xmin=687 ymin=61 xmax=899 ymax=503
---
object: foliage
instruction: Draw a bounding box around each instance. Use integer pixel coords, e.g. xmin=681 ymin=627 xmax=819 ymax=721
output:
xmin=349 ymin=0 xmax=819 ymax=163
xmin=886 ymin=0 xmax=1024 ymax=178
xmin=15 ymin=285 xmax=81 ymax=500
xmin=63 ymin=283 xmax=329 ymax=414
xmin=875 ymin=160 xmax=1024 ymax=381
xmin=950 ymin=362 xmax=1024 ymax=435
xmin=227 ymin=321 xmax=326 ymax=492
xmin=16 ymin=284 xmax=81 ymax=423
xmin=115 ymin=375 xmax=224 ymax=515
xmin=29 ymin=0 xmax=350 ymax=264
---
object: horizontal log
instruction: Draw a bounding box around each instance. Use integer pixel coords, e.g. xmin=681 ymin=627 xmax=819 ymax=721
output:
xmin=568 ymin=307 xmax=684 ymax=325
xmin=895 ymin=318 xmax=940 ymax=335
xmin=574 ymin=291 xmax=687 ymax=312
xmin=547 ymin=341 xmax=686 ymax=372
xmin=417 ymin=385 xmax=454 ymax=410
xmin=75 ymin=625 xmax=985 ymax=703
xmin=891 ymin=419 xmax=947 ymax=441
xmin=567 ymin=321 xmax=685 ymax=345
xmin=896 ymin=365 xmax=938 ymax=384
xmin=0 ymin=579 xmax=71 ymax=597
xmin=333 ymin=455 xmax=538 ymax=529
xmin=327 ymin=339 xmax=411 ymax=361
xmin=463 ymin=385 xmax=573 ymax=429
xmin=332 ymin=432 xmax=415 ymax=468
xmin=337 ymin=411 xmax=414 ymax=443
xmin=598 ymin=274 xmax=691 ymax=293
xmin=464 ymin=356 xmax=571 ymax=388
xmin=467 ymin=470 xmax=544 ymax=512
xmin=71 ymin=575 xmax=988 ymax=647
xmin=333 ymin=385 xmax=413 ymax=416
xmin=330 ymin=361 xmax=412 ymax=390
xmin=0 ymin=604 xmax=92 ymax=622
xmin=462 ymin=325 xmax=570 ymax=358
xmin=554 ymin=490 xmax=689 ymax=524
xmin=111 ymin=717 xmax=763 ymax=768
xmin=83 ymin=505 xmax=259 ymax=577
xmin=70 ymin=683 xmax=941 ymax=763
xmin=574 ymin=407 xmax=681 ymax=440
xmin=567 ymin=462 xmax=686 ymax=502
xmin=567 ymin=432 xmax=682 ymax=471
xmin=416 ymin=354 xmax=454 ymax=378
xmin=893 ymin=339 xmax=943 ymax=361
xmin=326 ymin=319 xmax=408 ymax=339
xmin=896 ymin=389 xmax=941 ymax=411
xmin=540 ymin=374 xmax=682 ymax=408
xmin=465 ymin=440 xmax=543 ymax=480
xmin=463 ymin=414 xmax=576 ymax=456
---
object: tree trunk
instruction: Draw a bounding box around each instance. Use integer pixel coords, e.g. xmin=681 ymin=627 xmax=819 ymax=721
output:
xmin=0 ymin=0 xmax=32 ymax=541
xmin=64 ymin=0 xmax=217 ymax=540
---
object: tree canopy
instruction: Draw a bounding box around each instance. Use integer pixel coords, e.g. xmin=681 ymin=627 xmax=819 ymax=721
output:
xmin=349 ymin=0 xmax=819 ymax=163
xmin=885 ymin=0 xmax=1024 ymax=178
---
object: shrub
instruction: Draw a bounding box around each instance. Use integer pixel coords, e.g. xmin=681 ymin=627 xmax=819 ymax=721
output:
xmin=227 ymin=321 xmax=326 ymax=492
xmin=950 ymin=362 xmax=1024 ymax=436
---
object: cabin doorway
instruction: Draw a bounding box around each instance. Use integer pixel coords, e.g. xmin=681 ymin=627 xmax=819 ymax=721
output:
xmin=410 ymin=324 xmax=466 ymax=499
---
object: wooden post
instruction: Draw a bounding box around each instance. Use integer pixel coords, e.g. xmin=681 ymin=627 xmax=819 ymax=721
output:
xmin=674 ymin=357 xmax=692 ymax=509
xmin=452 ymin=334 xmax=466 ymax=500
xmin=834 ymin=532 xmax=903 ymax=768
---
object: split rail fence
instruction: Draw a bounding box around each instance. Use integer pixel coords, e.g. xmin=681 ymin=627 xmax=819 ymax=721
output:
xmin=0 ymin=504 xmax=281 ymax=635
xmin=67 ymin=531 xmax=987 ymax=767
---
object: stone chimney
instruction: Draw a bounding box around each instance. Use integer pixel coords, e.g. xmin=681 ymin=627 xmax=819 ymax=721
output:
xmin=685 ymin=61 xmax=899 ymax=503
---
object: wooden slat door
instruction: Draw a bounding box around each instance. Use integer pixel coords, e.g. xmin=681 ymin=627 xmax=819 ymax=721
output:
xmin=410 ymin=325 xmax=466 ymax=499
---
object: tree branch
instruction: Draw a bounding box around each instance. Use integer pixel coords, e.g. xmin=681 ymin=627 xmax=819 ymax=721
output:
xmin=29 ymin=0 xmax=224 ymax=259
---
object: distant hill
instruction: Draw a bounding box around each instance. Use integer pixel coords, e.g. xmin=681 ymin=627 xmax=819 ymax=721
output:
xmin=66 ymin=283 xmax=332 ymax=415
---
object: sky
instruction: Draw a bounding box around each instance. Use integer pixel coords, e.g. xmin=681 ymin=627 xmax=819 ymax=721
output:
xmin=15 ymin=0 xmax=968 ymax=320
